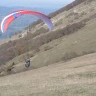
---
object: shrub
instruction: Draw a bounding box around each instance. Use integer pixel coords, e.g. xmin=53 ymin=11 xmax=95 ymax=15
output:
xmin=18 ymin=34 xmax=22 ymax=38
xmin=44 ymin=46 xmax=53 ymax=51
xmin=4 ymin=62 xmax=15 ymax=75
xmin=62 ymin=52 xmax=79 ymax=61
xmin=82 ymin=50 xmax=95 ymax=55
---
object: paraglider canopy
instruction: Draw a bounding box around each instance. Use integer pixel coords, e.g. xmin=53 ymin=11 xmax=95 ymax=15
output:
xmin=0 ymin=10 xmax=53 ymax=33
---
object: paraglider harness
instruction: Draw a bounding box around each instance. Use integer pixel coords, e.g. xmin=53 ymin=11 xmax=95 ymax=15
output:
xmin=25 ymin=59 xmax=30 ymax=68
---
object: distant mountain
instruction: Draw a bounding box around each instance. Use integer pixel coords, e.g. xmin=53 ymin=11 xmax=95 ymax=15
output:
xmin=0 ymin=6 xmax=57 ymax=39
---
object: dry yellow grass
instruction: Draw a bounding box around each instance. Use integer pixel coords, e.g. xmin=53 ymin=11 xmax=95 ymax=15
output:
xmin=1 ymin=0 xmax=96 ymax=76
xmin=0 ymin=53 xmax=96 ymax=96
xmin=0 ymin=0 xmax=96 ymax=95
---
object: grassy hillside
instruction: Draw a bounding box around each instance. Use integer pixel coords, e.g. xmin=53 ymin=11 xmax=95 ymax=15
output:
xmin=0 ymin=0 xmax=96 ymax=74
xmin=0 ymin=53 xmax=96 ymax=96
xmin=0 ymin=0 xmax=96 ymax=96
xmin=0 ymin=0 xmax=95 ymax=72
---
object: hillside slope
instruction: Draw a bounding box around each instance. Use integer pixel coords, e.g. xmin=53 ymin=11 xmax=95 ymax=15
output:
xmin=0 ymin=53 xmax=96 ymax=96
xmin=0 ymin=0 xmax=96 ymax=95
xmin=0 ymin=0 xmax=95 ymax=74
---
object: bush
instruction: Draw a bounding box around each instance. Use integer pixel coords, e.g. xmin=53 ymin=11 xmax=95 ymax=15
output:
xmin=82 ymin=50 xmax=95 ymax=55
xmin=3 ymin=62 xmax=15 ymax=75
xmin=62 ymin=52 xmax=79 ymax=61
xmin=26 ymin=53 xmax=34 ymax=59
xmin=18 ymin=34 xmax=22 ymax=38
xmin=44 ymin=46 xmax=53 ymax=51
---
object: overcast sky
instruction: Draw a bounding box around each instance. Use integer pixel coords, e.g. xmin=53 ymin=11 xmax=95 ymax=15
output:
xmin=0 ymin=0 xmax=74 ymax=8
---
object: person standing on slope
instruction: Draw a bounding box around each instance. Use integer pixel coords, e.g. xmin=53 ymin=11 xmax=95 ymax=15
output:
xmin=25 ymin=59 xmax=30 ymax=68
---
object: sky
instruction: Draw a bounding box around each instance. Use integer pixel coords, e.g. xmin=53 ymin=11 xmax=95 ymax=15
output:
xmin=0 ymin=0 xmax=74 ymax=8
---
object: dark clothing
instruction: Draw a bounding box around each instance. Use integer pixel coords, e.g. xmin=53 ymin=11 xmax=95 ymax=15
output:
xmin=25 ymin=60 xmax=30 ymax=68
